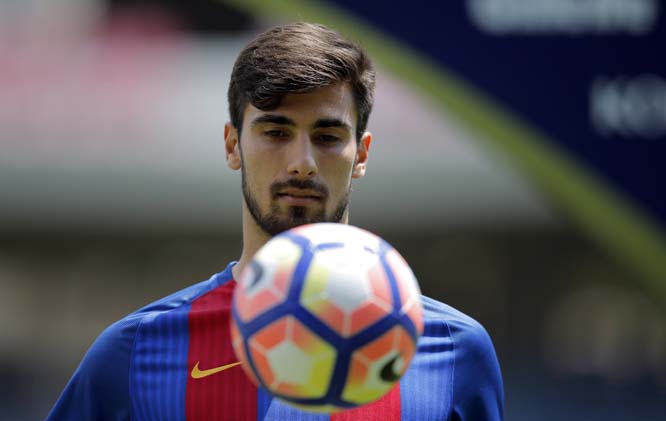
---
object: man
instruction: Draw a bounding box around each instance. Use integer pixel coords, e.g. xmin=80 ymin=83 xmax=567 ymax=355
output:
xmin=48 ymin=22 xmax=504 ymax=420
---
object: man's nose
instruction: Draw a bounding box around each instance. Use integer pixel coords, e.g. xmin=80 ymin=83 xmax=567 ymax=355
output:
xmin=286 ymin=135 xmax=318 ymax=178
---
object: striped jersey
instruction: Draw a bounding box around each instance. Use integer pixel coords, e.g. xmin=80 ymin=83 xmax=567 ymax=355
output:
xmin=48 ymin=262 xmax=504 ymax=420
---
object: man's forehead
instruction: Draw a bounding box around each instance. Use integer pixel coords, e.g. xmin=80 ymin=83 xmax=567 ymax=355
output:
xmin=243 ymin=83 xmax=357 ymax=127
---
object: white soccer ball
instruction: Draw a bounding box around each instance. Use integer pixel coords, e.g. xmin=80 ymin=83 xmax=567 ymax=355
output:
xmin=231 ymin=223 xmax=424 ymax=413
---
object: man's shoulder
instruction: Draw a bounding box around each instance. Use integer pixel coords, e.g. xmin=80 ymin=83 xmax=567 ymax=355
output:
xmin=47 ymin=265 xmax=236 ymax=420
xmin=92 ymin=265 xmax=234 ymax=343
xmin=93 ymin=262 xmax=236 ymax=361
xmin=419 ymin=294 xmax=501 ymax=381
xmin=420 ymin=295 xmax=489 ymax=341
xmin=130 ymin=262 xmax=236 ymax=318
xmin=98 ymin=276 xmax=216 ymax=348
xmin=419 ymin=295 xmax=505 ymax=420
xmin=96 ymin=262 xmax=236 ymax=362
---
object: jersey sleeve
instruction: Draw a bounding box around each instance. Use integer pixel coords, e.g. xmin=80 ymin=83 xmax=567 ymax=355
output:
xmin=47 ymin=315 xmax=142 ymax=421
xmin=448 ymin=316 xmax=504 ymax=421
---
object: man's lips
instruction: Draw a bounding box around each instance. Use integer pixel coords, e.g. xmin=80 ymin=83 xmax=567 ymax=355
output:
xmin=275 ymin=189 xmax=324 ymax=205
xmin=276 ymin=189 xmax=324 ymax=199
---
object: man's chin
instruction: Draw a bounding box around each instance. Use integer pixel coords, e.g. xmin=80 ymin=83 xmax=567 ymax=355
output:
xmin=249 ymin=198 xmax=347 ymax=237
xmin=255 ymin=210 xmax=322 ymax=237
xmin=275 ymin=215 xmax=323 ymax=232
xmin=261 ymin=221 xmax=309 ymax=237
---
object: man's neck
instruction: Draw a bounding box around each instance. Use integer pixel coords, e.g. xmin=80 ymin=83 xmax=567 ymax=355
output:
xmin=232 ymin=206 xmax=271 ymax=281
xmin=232 ymin=204 xmax=351 ymax=280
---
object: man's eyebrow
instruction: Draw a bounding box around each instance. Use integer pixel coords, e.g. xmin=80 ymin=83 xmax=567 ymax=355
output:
xmin=250 ymin=114 xmax=296 ymax=127
xmin=313 ymin=118 xmax=352 ymax=132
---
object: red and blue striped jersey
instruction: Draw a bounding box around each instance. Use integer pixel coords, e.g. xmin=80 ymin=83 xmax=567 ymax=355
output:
xmin=48 ymin=262 xmax=503 ymax=420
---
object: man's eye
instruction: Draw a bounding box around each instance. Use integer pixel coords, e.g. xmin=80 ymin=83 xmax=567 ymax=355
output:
xmin=317 ymin=134 xmax=340 ymax=143
xmin=264 ymin=129 xmax=288 ymax=138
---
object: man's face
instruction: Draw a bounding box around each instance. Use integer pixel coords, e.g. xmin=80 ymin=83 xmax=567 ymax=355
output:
xmin=225 ymin=83 xmax=371 ymax=236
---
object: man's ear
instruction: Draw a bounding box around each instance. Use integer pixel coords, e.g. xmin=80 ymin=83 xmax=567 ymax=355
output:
xmin=224 ymin=123 xmax=242 ymax=170
xmin=352 ymin=132 xmax=372 ymax=179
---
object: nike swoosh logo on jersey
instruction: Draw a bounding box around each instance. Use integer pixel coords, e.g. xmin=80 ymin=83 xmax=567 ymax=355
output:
xmin=191 ymin=361 xmax=242 ymax=379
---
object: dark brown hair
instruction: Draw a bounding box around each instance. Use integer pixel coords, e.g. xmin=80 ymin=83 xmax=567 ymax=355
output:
xmin=228 ymin=22 xmax=376 ymax=141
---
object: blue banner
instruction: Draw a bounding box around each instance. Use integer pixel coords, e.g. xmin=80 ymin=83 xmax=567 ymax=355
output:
xmin=325 ymin=0 xmax=665 ymax=228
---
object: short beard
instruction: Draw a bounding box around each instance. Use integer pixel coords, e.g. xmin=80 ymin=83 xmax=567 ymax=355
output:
xmin=241 ymin=166 xmax=350 ymax=237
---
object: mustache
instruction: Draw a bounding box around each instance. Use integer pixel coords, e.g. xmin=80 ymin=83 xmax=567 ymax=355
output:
xmin=270 ymin=179 xmax=329 ymax=199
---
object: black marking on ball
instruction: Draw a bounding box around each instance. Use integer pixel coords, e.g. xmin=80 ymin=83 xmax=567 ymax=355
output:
xmin=379 ymin=355 xmax=400 ymax=383
xmin=247 ymin=260 xmax=264 ymax=290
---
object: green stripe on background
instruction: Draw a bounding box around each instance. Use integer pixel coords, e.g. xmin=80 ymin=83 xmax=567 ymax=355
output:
xmin=225 ymin=0 xmax=666 ymax=301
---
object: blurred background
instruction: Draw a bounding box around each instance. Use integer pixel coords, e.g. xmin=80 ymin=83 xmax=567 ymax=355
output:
xmin=1 ymin=0 xmax=665 ymax=419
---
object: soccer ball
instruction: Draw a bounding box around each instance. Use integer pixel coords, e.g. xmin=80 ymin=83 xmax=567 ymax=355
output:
xmin=230 ymin=223 xmax=424 ymax=413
